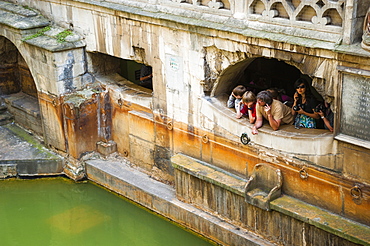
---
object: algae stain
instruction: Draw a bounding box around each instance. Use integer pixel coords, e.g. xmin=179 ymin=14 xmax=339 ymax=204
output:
xmin=3 ymin=124 xmax=54 ymax=158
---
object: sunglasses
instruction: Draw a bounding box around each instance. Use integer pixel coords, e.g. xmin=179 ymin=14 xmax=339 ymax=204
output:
xmin=296 ymin=85 xmax=305 ymax=89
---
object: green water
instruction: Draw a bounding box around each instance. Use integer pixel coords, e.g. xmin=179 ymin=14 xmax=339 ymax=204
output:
xmin=0 ymin=178 xmax=216 ymax=246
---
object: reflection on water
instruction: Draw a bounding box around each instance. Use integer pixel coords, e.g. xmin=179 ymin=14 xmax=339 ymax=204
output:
xmin=0 ymin=178 xmax=215 ymax=246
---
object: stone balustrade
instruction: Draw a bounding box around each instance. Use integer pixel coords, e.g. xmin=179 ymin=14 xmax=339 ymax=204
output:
xmin=104 ymin=0 xmax=356 ymax=44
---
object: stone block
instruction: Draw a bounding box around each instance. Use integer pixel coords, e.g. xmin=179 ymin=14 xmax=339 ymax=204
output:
xmin=129 ymin=135 xmax=155 ymax=171
xmin=0 ymin=163 xmax=17 ymax=178
xmin=96 ymin=140 xmax=117 ymax=156
xmin=341 ymin=142 xmax=370 ymax=181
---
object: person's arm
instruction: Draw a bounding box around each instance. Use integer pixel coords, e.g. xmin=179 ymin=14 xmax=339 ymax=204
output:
xmin=266 ymin=114 xmax=282 ymax=130
xmin=227 ymin=93 xmax=235 ymax=108
xmin=235 ymin=101 xmax=243 ymax=119
xmin=252 ymin=116 xmax=263 ymax=135
xmin=318 ymin=111 xmax=334 ymax=132
xmin=140 ymin=73 xmax=152 ymax=81
xmin=292 ymin=92 xmax=299 ymax=115
xmin=264 ymin=104 xmax=282 ymax=130
xmin=248 ymin=107 xmax=256 ymax=124
xmin=296 ymin=108 xmax=319 ymax=119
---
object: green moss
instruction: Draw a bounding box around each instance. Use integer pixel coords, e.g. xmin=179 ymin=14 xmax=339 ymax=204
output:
xmin=55 ymin=29 xmax=73 ymax=43
xmin=23 ymin=5 xmax=33 ymax=11
xmin=22 ymin=27 xmax=73 ymax=43
xmin=4 ymin=124 xmax=55 ymax=158
xmin=22 ymin=26 xmax=51 ymax=41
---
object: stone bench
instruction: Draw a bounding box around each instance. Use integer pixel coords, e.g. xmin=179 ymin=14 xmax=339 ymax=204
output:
xmin=171 ymin=153 xmax=370 ymax=246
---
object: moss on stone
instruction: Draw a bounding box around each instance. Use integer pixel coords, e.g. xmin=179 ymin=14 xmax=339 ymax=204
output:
xmin=23 ymin=27 xmax=73 ymax=43
xmin=3 ymin=124 xmax=55 ymax=158
xmin=55 ymin=29 xmax=73 ymax=43
xmin=22 ymin=26 xmax=51 ymax=41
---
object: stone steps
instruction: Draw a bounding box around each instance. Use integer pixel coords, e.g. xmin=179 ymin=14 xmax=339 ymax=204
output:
xmin=0 ymin=108 xmax=14 ymax=126
xmin=0 ymin=124 xmax=63 ymax=178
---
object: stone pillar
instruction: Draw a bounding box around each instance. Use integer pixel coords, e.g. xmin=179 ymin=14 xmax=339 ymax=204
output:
xmin=63 ymin=91 xmax=100 ymax=158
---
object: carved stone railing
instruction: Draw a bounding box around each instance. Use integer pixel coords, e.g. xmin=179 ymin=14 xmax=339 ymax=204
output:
xmin=247 ymin=0 xmax=344 ymax=30
xmin=78 ymin=0 xmax=364 ymax=44
xmin=161 ymin=0 xmax=345 ymax=37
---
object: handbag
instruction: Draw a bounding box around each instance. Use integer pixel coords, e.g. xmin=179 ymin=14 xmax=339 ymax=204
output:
xmin=294 ymin=114 xmax=316 ymax=129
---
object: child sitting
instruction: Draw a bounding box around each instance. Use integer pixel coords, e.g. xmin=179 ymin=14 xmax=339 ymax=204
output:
xmin=227 ymin=85 xmax=247 ymax=111
xmin=236 ymin=91 xmax=257 ymax=123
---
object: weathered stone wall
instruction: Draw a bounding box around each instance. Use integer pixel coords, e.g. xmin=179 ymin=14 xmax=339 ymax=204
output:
xmin=175 ymin=171 xmax=361 ymax=245
xmin=1 ymin=0 xmax=369 ymax=238
xmin=172 ymin=154 xmax=369 ymax=245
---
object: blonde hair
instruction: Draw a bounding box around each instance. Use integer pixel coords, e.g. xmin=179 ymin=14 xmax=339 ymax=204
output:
xmin=242 ymin=91 xmax=256 ymax=103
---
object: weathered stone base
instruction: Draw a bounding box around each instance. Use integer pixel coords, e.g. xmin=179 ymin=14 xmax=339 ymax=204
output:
xmin=0 ymin=123 xmax=64 ymax=178
xmin=3 ymin=92 xmax=42 ymax=136
xmin=96 ymin=140 xmax=117 ymax=156
xmin=171 ymin=154 xmax=370 ymax=246
xmin=0 ymin=163 xmax=17 ymax=178
xmin=85 ymin=159 xmax=272 ymax=246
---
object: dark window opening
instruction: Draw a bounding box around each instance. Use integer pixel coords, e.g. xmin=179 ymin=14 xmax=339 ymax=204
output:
xmin=89 ymin=52 xmax=153 ymax=91
xmin=218 ymin=57 xmax=304 ymax=98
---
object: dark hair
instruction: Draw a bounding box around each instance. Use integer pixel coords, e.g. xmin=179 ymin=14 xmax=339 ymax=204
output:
xmin=232 ymin=85 xmax=247 ymax=97
xmin=256 ymin=90 xmax=273 ymax=105
xmin=294 ymin=78 xmax=312 ymax=96
xmin=266 ymin=88 xmax=279 ymax=99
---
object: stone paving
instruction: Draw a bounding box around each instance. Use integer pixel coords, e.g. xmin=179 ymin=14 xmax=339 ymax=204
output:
xmin=0 ymin=123 xmax=63 ymax=177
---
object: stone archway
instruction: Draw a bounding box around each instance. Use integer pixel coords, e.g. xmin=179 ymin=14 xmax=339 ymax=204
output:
xmin=0 ymin=36 xmax=42 ymax=135
xmin=212 ymin=57 xmax=304 ymax=100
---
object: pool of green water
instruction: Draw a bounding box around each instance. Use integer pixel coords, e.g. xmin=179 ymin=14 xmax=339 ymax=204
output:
xmin=0 ymin=177 xmax=216 ymax=246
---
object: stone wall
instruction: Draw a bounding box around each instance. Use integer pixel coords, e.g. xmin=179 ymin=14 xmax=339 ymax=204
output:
xmin=1 ymin=0 xmax=369 ymax=236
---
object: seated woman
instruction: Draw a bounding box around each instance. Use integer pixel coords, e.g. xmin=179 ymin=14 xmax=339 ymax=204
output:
xmin=236 ymin=91 xmax=257 ymax=123
xmin=315 ymin=101 xmax=334 ymax=132
xmin=291 ymin=78 xmax=319 ymax=129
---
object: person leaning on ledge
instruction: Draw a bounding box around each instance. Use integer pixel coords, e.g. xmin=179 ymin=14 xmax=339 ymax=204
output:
xmin=252 ymin=91 xmax=294 ymax=135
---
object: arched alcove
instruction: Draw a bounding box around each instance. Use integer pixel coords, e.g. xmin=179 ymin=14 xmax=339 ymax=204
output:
xmin=0 ymin=36 xmax=42 ymax=135
xmin=212 ymin=57 xmax=303 ymax=99
xmin=0 ymin=37 xmax=37 ymax=97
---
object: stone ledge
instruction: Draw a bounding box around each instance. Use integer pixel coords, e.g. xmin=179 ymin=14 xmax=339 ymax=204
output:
xmin=0 ymin=1 xmax=85 ymax=51
xmin=85 ymin=158 xmax=272 ymax=246
xmin=271 ymin=196 xmax=370 ymax=246
xmin=201 ymin=96 xmax=336 ymax=157
xmin=171 ymin=153 xmax=370 ymax=246
xmin=171 ymin=153 xmax=246 ymax=196
xmin=3 ymin=92 xmax=40 ymax=119
xmin=96 ymin=73 xmax=152 ymax=110
xmin=0 ymin=1 xmax=37 ymax=17
xmin=0 ymin=6 xmax=49 ymax=30
xmin=24 ymin=33 xmax=86 ymax=52
xmin=0 ymin=123 xmax=64 ymax=177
